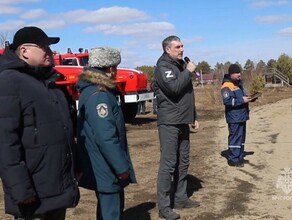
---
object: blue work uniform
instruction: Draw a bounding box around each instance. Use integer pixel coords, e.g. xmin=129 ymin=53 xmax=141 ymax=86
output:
xmin=221 ymin=74 xmax=249 ymax=163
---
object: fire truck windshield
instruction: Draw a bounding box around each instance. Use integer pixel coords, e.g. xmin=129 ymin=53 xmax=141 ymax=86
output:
xmin=80 ymin=57 xmax=89 ymax=66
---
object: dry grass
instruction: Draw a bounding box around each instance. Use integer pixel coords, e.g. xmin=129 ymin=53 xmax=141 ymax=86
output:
xmin=1 ymin=85 xmax=292 ymax=220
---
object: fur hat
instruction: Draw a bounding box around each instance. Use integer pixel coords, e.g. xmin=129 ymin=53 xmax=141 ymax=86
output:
xmin=228 ymin=64 xmax=241 ymax=75
xmin=11 ymin=26 xmax=60 ymax=50
xmin=88 ymin=47 xmax=121 ymax=68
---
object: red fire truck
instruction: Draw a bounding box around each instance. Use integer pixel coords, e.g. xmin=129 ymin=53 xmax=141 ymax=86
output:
xmin=53 ymin=48 xmax=154 ymax=122
xmin=0 ymin=48 xmax=4 ymax=56
xmin=0 ymin=45 xmax=154 ymax=122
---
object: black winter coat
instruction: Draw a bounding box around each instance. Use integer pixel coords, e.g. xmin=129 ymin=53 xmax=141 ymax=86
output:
xmin=0 ymin=48 xmax=79 ymax=217
xmin=152 ymin=53 xmax=196 ymax=125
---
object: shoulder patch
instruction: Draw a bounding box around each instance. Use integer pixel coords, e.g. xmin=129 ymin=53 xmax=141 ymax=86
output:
xmin=223 ymin=91 xmax=229 ymax=98
xmin=96 ymin=103 xmax=108 ymax=118
xmin=165 ymin=70 xmax=174 ymax=78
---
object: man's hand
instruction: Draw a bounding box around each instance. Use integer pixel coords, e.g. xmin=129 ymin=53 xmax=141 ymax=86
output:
xmin=186 ymin=61 xmax=196 ymax=73
xmin=76 ymin=172 xmax=83 ymax=182
xmin=191 ymin=120 xmax=199 ymax=130
xmin=117 ymin=171 xmax=131 ymax=188
xmin=243 ymin=96 xmax=252 ymax=103
xmin=118 ymin=171 xmax=130 ymax=180
xmin=22 ymin=196 xmax=36 ymax=204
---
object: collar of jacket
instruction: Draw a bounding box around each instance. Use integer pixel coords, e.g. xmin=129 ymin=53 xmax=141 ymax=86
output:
xmin=78 ymin=68 xmax=116 ymax=89
xmin=160 ymin=52 xmax=186 ymax=68
xmin=222 ymin=74 xmax=242 ymax=86
xmin=19 ymin=65 xmax=63 ymax=82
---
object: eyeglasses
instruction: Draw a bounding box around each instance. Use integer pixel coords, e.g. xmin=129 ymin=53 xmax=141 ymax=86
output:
xmin=22 ymin=44 xmax=50 ymax=51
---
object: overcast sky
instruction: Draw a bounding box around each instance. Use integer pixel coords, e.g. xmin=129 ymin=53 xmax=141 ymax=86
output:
xmin=1 ymin=0 xmax=292 ymax=68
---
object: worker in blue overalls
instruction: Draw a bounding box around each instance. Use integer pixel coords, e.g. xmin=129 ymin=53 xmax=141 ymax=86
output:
xmin=221 ymin=64 xmax=252 ymax=167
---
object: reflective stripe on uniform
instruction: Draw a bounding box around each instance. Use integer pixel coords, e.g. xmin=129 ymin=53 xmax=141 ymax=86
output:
xmin=229 ymin=145 xmax=241 ymax=149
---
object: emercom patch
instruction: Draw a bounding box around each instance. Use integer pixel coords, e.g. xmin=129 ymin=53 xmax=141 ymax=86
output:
xmin=223 ymin=91 xmax=229 ymax=98
xmin=96 ymin=103 xmax=108 ymax=118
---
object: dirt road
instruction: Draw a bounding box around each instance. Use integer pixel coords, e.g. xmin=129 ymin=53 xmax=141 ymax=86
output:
xmin=1 ymin=87 xmax=292 ymax=220
xmin=192 ymin=95 xmax=292 ymax=220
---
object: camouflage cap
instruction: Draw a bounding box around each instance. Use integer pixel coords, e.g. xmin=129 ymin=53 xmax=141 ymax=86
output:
xmin=88 ymin=47 xmax=121 ymax=68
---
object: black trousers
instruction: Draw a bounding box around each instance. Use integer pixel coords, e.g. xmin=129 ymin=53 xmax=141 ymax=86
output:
xmin=14 ymin=208 xmax=66 ymax=220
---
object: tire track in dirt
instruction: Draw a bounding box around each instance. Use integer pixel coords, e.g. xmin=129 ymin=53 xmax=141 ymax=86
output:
xmin=197 ymin=97 xmax=292 ymax=220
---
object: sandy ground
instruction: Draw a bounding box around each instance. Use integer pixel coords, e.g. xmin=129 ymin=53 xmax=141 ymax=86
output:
xmin=1 ymin=86 xmax=292 ymax=220
xmin=197 ymin=96 xmax=292 ymax=220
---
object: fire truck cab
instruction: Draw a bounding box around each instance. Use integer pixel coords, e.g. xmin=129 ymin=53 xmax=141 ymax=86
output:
xmin=53 ymin=48 xmax=89 ymax=66
xmin=53 ymin=48 xmax=154 ymax=122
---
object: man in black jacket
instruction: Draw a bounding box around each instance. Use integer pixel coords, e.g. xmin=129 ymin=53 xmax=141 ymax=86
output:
xmin=0 ymin=26 xmax=79 ymax=220
xmin=152 ymin=35 xmax=200 ymax=220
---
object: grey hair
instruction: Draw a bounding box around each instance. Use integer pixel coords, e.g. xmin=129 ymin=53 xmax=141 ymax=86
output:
xmin=162 ymin=35 xmax=181 ymax=52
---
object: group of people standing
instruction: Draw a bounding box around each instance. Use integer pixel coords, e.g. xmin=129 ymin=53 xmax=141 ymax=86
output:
xmin=0 ymin=26 xmax=253 ymax=220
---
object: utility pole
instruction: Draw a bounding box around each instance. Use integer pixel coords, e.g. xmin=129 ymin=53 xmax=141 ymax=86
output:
xmin=200 ymin=69 xmax=203 ymax=87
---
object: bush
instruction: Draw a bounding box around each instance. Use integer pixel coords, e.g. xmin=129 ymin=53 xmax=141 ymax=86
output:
xmin=249 ymin=74 xmax=265 ymax=95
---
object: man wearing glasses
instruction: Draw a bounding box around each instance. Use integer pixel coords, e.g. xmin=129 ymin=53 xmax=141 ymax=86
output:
xmin=0 ymin=26 xmax=80 ymax=220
